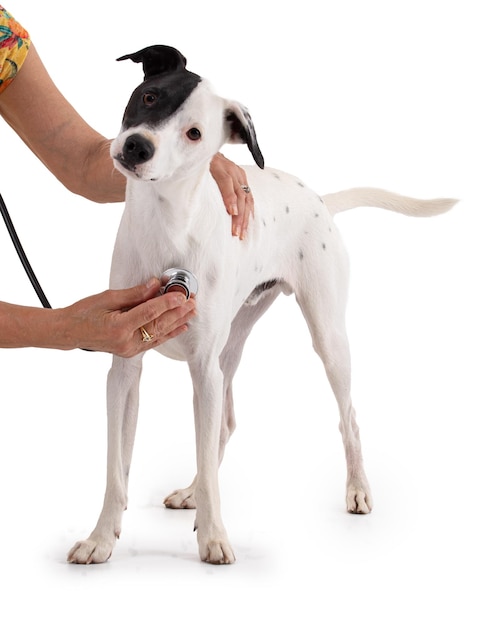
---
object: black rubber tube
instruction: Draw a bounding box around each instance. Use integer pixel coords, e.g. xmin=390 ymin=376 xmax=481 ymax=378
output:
xmin=0 ymin=191 xmax=52 ymax=308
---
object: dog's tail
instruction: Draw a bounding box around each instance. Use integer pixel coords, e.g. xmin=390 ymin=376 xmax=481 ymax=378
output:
xmin=322 ymin=187 xmax=458 ymax=218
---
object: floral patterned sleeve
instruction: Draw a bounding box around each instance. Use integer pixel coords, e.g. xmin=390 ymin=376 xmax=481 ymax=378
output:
xmin=0 ymin=5 xmax=30 ymax=94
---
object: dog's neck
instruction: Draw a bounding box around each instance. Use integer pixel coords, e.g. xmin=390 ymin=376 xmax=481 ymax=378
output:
xmin=125 ymin=158 xmax=224 ymax=247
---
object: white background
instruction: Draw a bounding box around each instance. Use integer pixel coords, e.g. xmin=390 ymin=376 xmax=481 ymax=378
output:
xmin=1 ymin=1 xmax=484 ymax=623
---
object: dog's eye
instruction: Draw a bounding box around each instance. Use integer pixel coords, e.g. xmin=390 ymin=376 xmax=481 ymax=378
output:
xmin=186 ymin=128 xmax=202 ymax=141
xmin=143 ymin=92 xmax=158 ymax=106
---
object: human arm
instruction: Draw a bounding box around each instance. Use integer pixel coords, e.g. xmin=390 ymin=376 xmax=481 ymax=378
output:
xmin=0 ymin=43 xmax=125 ymax=203
xmin=0 ymin=278 xmax=195 ymax=356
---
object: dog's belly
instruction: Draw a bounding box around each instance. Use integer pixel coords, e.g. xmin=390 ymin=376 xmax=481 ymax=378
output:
xmin=154 ymin=339 xmax=190 ymax=361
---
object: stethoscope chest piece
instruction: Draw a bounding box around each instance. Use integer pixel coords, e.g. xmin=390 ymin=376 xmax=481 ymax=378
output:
xmin=160 ymin=268 xmax=198 ymax=300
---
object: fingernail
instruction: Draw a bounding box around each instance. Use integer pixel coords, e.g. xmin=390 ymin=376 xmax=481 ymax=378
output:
xmin=146 ymin=277 xmax=159 ymax=289
xmin=230 ymin=203 xmax=238 ymax=216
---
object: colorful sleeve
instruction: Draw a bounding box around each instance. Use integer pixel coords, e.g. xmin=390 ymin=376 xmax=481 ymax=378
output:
xmin=0 ymin=5 xmax=31 ymax=94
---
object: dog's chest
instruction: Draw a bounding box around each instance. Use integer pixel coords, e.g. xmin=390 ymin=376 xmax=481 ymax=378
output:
xmin=113 ymin=194 xmax=217 ymax=284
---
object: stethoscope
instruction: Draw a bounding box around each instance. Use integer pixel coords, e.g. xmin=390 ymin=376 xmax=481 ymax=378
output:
xmin=0 ymin=190 xmax=197 ymax=309
xmin=0 ymin=191 xmax=52 ymax=308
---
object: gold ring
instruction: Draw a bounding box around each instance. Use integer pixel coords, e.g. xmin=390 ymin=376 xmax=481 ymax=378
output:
xmin=240 ymin=184 xmax=251 ymax=194
xmin=140 ymin=326 xmax=154 ymax=342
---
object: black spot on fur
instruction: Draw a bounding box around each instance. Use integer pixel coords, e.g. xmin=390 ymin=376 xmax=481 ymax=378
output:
xmin=299 ymin=250 xmax=304 ymax=261
xmin=314 ymin=213 xmax=320 ymax=218
xmin=297 ymin=181 xmax=304 ymax=188
xmin=286 ymin=206 xmax=290 ymax=214
xmin=322 ymin=243 xmax=326 ymax=250
xmin=272 ymin=172 xmax=281 ymax=180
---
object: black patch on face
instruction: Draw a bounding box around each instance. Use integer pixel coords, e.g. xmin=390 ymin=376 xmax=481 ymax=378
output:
xmin=121 ymin=70 xmax=202 ymax=130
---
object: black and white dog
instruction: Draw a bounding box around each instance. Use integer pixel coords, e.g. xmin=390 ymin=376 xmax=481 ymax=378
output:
xmin=68 ymin=46 xmax=455 ymax=565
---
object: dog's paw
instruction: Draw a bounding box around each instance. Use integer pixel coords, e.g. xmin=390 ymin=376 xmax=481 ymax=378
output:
xmin=346 ymin=483 xmax=373 ymax=514
xmin=164 ymin=487 xmax=196 ymax=509
xmin=67 ymin=538 xmax=114 ymax=564
xmin=199 ymin=539 xmax=236 ymax=565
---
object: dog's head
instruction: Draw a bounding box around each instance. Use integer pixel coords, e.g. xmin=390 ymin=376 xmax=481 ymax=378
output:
xmin=111 ymin=45 xmax=264 ymax=183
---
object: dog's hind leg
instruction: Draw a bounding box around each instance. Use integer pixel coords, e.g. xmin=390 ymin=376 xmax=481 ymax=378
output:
xmin=219 ymin=287 xmax=282 ymax=461
xmin=67 ymin=354 xmax=143 ymax=563
xmin=164 ymin=287 xmax=281 ymax=510
xmin=296 ymin=269 xmax=373 ymax=514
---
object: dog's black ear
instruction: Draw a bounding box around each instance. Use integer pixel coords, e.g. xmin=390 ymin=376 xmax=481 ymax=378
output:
xmin=224 ymin=102 xmax=264 ymax=169
xmin=117 ymin=45 xmax=187 ymax=80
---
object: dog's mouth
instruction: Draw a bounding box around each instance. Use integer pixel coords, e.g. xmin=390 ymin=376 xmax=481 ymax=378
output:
xmin=113 ymin=155 xmax=159 ymax=182
xmin=113 ymin=154 xmax=135 ymax=173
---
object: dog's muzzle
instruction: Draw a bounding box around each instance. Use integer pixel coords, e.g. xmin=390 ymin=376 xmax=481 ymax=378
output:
xmin=117 ymin=133 xmax=155 ymax=171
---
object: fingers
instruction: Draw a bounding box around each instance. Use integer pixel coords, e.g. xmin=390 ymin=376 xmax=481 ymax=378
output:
xmin=123 ymin=288 xmax=195 ymax=351
xmin=237 ymin=183 xmax=254 ymax=239
xmin=231 ymin=182 xmax=254 ymax=239
xmin=104 ymin=276 xmax=196 ymax=337
xmin=72 ymin=281 xmax=196 ymax=357
xmin=135 ymin=293 xmax=196 ymax=344
xmin=103 ymin=277 xmax=163 ymax=311
xmin=210 ymin=153 xmax=254 ymax=239
xmin=64 ymin=278 xmax=195 ymax=358
xmin=102 ymin=295 xmax=195 ymax=358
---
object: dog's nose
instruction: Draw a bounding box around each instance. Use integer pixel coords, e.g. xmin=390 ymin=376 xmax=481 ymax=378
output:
xmin=122 ymin=133 xmax=155 ymax=166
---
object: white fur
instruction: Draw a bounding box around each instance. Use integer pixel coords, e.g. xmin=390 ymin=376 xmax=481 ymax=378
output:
xmin=67 ymin=77 xmax=456 ymax=565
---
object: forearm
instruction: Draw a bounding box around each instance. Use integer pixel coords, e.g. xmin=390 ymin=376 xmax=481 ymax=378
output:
xmin=0 ymin=44 xmax=126 ymax=203
xmin=0 ymin=301 xmax=72 ymax=349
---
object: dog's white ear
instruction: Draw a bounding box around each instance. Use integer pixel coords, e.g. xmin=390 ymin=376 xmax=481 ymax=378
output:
xmin=224 ymin=102 xmax=264 ymax=169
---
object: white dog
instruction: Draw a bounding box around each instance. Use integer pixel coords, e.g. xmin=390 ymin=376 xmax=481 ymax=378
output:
xmin=68 ymin=45 xmax=456 ymax=565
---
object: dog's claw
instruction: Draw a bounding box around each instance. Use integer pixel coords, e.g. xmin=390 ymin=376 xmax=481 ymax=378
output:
xmin=346 ymin=485 xmax=373 ymax=514
xmin=164 ymin=487 xmax=196 ymax=509
xmin=200 ymin=540 xmax=235 ymax=565
xmin=67 ymin=538 xmax=114 ymax=564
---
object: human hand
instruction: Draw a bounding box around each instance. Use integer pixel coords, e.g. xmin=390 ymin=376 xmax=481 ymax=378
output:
xmin=210 ymin=152 xmax=254 ymax=239
xmin=63 ymin=277 xmax=196 ymax=357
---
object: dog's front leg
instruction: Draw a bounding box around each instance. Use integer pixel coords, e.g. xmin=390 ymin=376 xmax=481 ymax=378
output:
xmin=189 ymin=357 xmax=235 ymax=564
xmin=67 ymin=355 xmax=143 ymax=564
